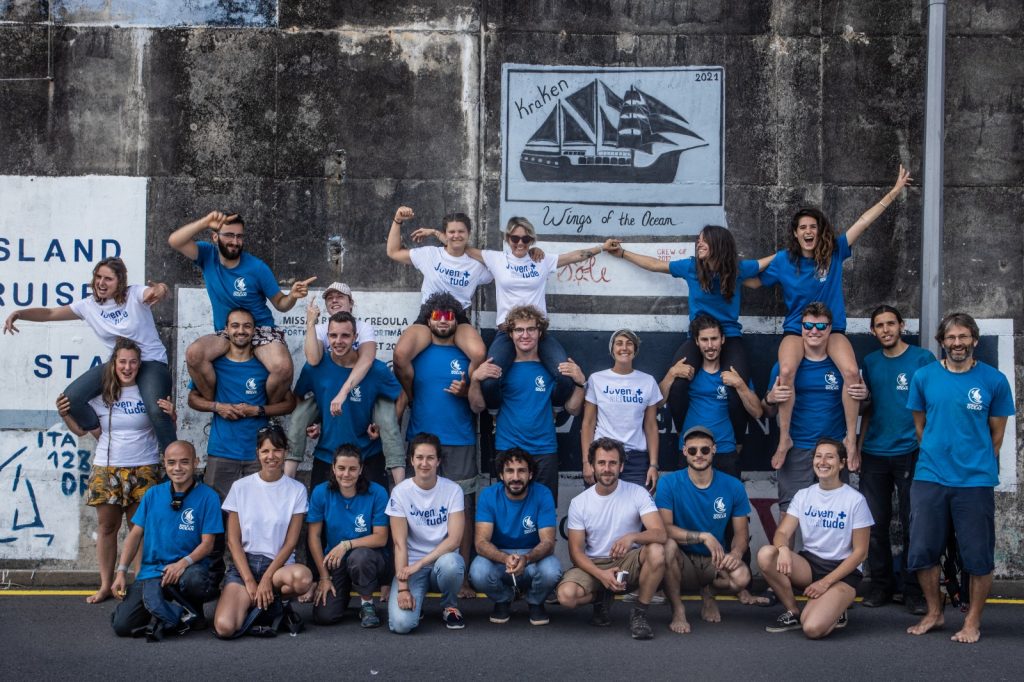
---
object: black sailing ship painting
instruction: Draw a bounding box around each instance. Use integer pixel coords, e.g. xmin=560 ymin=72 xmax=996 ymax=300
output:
xmin=519 ymin=80 xmax=709 ymax=184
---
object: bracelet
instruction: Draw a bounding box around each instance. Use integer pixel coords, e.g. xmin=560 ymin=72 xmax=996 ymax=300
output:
xmin=879 ymin=200 xmax=891 ymax=208
xmin=398 ymin=588 xmax=411 ymax=593
xmin=573 ymin=381 xmax=585 ymax=389
xmin=115 ymin=564 xmax=129 ymax=573
xmin=212 ymin=401 xmax=218 ymax=412
xmin=765 ymin=397 xmax=776 ymax=407
xmin=183 ymin=555 xmax=194 ymax=566
xmin=648 ymin=464 xmax=659 ymax=470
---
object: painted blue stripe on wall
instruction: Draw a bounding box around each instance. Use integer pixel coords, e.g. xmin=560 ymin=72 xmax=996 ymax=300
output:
xmin=53 ymin=1 xmax=277 ymax=27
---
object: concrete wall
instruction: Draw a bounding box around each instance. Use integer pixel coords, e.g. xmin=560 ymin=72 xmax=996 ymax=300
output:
xmin=1 ymin=2 xmax=1021 ymax=578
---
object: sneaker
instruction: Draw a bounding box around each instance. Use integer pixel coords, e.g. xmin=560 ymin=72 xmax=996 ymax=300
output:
xmin=442 ymin=607 xmax=466 ymax=630
xmin=629 ymin=607 xmax=654 ymax=640
xmin=590 ymin=591 xmax=612 ymax=627
xmin=489 ymin=601 xmax=511 ymax=624
xmin=860 ymin=587 xmax=890 ymax=608
xmin=765 ymin=610 xmax=801 ymax=633
xmin=528 ymin=603 xmax=550 ymax=626
xmin=904 ymin=594 xmax=928 ymax=616
xmin=622 ymin=590 xmax=666 ymax=605
xmin=834 ymin=610 xmax=848 ymax=629
xmin=359 ymin=602 xmax=381 ymax=629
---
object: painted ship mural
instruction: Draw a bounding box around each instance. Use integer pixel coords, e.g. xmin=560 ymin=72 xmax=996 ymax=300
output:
xmin=519 ymin=80 xmax=709 ymax=184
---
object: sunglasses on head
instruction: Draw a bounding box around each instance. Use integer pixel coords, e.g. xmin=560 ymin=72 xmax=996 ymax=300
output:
xmin=802 ymin=321 xmax=830 ymax=331
xmin=686 ymin=446 xmax=712 ymax=456
xmin=257 ymin=423 xmax=285 ymax=437
xmin=508 ymin=235 xmax=535 ymax=245
xmin=431 ymin=309 xmax=455 ymax=322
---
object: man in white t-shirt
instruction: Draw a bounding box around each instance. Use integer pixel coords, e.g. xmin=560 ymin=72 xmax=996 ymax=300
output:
xmin=387 ymin=433 xmax=467 ymax=633
xmin=556 ymin=437 xmax=667 ymax=640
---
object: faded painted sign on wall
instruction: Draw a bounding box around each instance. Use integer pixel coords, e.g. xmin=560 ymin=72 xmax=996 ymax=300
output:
xmin=0 ymin=176 xmax=148 ymax=428
xmin=543 ymin=241 xmax=695 ymax=297
xmin=52 ymin=1 xmax=278 ymax=27
xmin=501 ymin=64 xmax=726 ymax=237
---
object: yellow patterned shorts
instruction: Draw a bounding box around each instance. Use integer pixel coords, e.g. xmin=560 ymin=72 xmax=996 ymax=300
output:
xmin=86 ymin=464 xmax=162 ymax=508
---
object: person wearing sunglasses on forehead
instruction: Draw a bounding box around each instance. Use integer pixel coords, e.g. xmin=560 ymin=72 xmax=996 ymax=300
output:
xmin=110 ymin=441 xmax=223 ymax=640
xmin=761 ymin=303 xmax=868 ymax=514
xmin=655 ymin=426 xmax=756 ymax=634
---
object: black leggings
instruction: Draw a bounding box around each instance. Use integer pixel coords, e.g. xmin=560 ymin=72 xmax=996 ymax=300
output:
xmin=667 ymin=336 xmax=751 ymax=440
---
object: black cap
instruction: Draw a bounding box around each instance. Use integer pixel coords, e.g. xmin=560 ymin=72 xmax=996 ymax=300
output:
xmin=682 ymin=425 xmax=715 ymax=443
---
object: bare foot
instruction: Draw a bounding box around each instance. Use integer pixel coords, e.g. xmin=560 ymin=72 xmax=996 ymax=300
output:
xmin=700 ymin=590 xmax=721 ymax=623
xmin=669 ymin=610 xmax=691 ymax=634
xmin=458 ymin=582 xmax=477 ymax=599
xmin=379 ymin=584 xmax=390 ymax=604
xmin=951 ymin=625 xmax=981 ymax=643
xmin=86 ymin=588 xmax=113 ymax=604
xmin=907 ymin=612 xmax=945 ymax=635
xmin=738 ymin=589 xmax=770 ymax=606
xmin=297 ymin=586 xmax=315 ymax=604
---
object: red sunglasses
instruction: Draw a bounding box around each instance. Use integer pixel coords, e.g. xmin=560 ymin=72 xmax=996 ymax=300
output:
xmin=430 ymin=309 xmax=455 ymax=322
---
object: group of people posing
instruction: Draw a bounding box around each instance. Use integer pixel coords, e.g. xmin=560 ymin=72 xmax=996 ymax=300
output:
xmin=2 ymin=162 xmax=1013 ymax=644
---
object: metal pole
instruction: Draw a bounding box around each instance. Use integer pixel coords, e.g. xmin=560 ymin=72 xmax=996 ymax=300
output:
xmin=920 ymin=0 xmax=947 ymax=355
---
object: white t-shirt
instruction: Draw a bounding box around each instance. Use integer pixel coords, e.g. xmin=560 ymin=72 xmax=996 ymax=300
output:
xmin=789 ymin=483 xmax=874 ymax=562
xmin=408 ymin=246 xmax=494 ymax=310
xmin=69 ymin=284 xmax=168 ymax=363
xmin=585 ymin=369 xmax=663 ymax=451
xmin=567 ymin=480 xmax=658 ymax=559
xmin=88 ymin=385 xmax=159 ymax=467
xmin=315 ymin=318 xmax=376 ymax=354
xmin=222 ymin=473 xmax=308 ymax=562
xmin=481 ymin=250 xmax=560 ymax=325
xmin=387 ymin=476 xmax=465 ymax=565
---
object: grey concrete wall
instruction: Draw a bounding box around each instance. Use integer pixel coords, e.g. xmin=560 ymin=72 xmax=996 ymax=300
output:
xmin=1 ymin=2 xmax=1021 ymax=577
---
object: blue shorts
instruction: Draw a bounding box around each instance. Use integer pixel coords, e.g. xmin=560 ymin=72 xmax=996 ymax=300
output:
xmin=907 ymin=480 xmax=995 ymax=576
xmin=224 ymin=552 xmax=275 ymax=586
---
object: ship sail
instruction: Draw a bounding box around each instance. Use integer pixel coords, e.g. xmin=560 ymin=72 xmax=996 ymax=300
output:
xmin=527 ymin=107 xmax=560 ymax=145
xmin=565 ymin=81 xmax=597 ymax=135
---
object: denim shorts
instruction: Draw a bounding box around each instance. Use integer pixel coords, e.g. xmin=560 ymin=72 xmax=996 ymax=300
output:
xmin=224 ymin=552 xmax=274 ymax=586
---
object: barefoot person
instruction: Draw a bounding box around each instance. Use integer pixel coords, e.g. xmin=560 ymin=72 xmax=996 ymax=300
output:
xmin=757 ymin=438 xmax=873 ymax=638
xmin=905 ymin=313 xmax=1013 ymax=644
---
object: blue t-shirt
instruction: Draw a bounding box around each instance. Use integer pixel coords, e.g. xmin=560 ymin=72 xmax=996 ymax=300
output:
xmin=207 ymin=356 xmax=269 ymax=461
xmin=408 ymin=344 xmax=475 ymax=446
xmin=131 ymin=481 xmax=224 ymax=581
xmin=760 ymin=235 xmax=852 ymax=333
xmin=768 ymin=357 xmax=845 ymax=449
xmin=655 ymin=469 xmax=750 ymax=556
xmin=681 ymin=368 xmax=755 ymax=453
xmin=861 ymin=345 xmax=937 ymax=456
xmin=668 ymin=257 xmax=761 ymax=337
xmin=295 ymin=358 xmax=401 ymax=462
xmin=907 ymin=361 xmax=1013 ymax=487
xmin=193 ymin=241 xmax=280 ymax=330
xmin=495 ymin=361 xmax=557 ymax=455
xmin=307 ymin=481 xmax=389 ymax=553
xmin=476 ymin=482 xmax=557 ymax=550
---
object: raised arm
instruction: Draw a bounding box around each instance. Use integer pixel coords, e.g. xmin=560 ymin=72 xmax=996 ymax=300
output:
xmin=556 ymin=240 xmax=609 ymax=268
xmin=269 ymin=276 xmax=316 ymax=313
xmin=303 ymin=300 xmax=324 ymax=366
xmin=4 ymin=305 xmax=79 ymax=335
xmin=605 ymin=240 xmax=671 ymax=273
xmin=387 ymin=206 xmax=416 ymax=265
xmin=845 ymin=164 xmax=912 ymax=246
xmin=168 ymin=211 xmax=235 ymax=261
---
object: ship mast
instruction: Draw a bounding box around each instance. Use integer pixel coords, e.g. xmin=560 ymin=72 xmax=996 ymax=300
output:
xmin=594 ymin=79 xmax=600 ymax=158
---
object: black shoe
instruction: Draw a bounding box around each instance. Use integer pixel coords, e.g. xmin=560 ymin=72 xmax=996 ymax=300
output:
xmin=904 ymin=594 xmax=928 ymax=616
xmin=834 ymin=610 xmax=848 ymax=629
xmin=861 ymin=587 xmax=890 ymax=608
xmin=590 ymin=591 xmax=612 ymax=627
xmin=528 ymin=603 xmax=550 ymax=626
xmin=765 ymin=610 xmax=801 ymax=633
xmin=489 ymin=601 xmax=511 ymax=624
xmin=629 ymin=607 xmax=654 ymax=640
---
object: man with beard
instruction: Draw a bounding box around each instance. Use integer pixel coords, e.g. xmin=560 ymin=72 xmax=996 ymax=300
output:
xmin=656 ymin=426 xmax=754 ymax=634
xmin=905 ymin=312 xmax=1013 ymax=645
xmin=292 ymin=311 xmax=402 ymax=489
xmin=557 ymin=437 xmax=666 ymax=640
xmin=169 ymin=211 xmax=316 ymax=404
xmin=405 ymin=291 xmax=478 ymax=597
xmin=469 ymin=449 xmax=561 ymax=626
xmin=857 ymin=305 xmax=935 ymax=614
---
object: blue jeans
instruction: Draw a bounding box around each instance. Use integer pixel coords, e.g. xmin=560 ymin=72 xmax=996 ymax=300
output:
xmin=481 ymin=332 xmax=573 ymax=409
xmin=388 ymin=552 xmax=464 ymax=634
xmin=64 ymin=360 xmax=177 ymax=452
xmin=469 ymin=552 xmax=562 ymax=605
xmin=111 ymin=564 xmax=216 ymax=636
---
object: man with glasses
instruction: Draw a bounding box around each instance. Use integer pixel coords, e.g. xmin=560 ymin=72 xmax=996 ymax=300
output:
xmin=169 ymin=210 xmax=316 ymax=405
xmin=468 ymin=304 xmax=586 ymax=502
xmin=761 ymin=302 xmax=867 ymax=511
xmin=905 ymin=313 xmax=1013 ymax=644
xmin=656 ymin=426 xmax=754 ymax=634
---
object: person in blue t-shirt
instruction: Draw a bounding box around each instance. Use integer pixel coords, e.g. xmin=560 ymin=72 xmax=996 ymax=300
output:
xmin=169 ymin=210 xmax=316 ymax=404
xmin=110 ymin=441 xmax=223 ymax=639
xmin=762 ymin=303 xmax=867 ymax=511
xmin=656 ymin=426 xmax=754 ymax=634
xmin=294 ymin=311 xmax=403 ymax=490
xmin=469 ymin=449 xmax=562 ymax=626
xmin=468 ymin=305 xmax=586 ymax=503
xmin=755 ymin=166 xmax=912 ymax=468
xmin=307 ymin=444 xmax=391 ymax=629
xmin=905 ymin=313 xmax=1014 ymax=645
xmin=607 ymin=226 xmax=763 ymax=432
xmin=857 ymin=305 xmax=936 ymax=614
xmin=188 ymin=308 xmax=297 ymax=502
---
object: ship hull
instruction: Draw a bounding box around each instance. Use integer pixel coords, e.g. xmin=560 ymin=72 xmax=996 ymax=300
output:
xmin=519 ymin=149 xmax=684 ymax=183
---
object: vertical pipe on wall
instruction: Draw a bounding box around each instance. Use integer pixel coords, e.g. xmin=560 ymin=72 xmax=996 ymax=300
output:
xmin=920 ymin=0 xmax=947 ymax=355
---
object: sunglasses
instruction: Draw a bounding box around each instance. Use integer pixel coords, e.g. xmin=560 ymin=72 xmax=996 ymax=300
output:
xmin=686 ymin=446 xmax=712 ymax=456
xmin=257 ymin=423 xmax=285 ymax=437
xmin=802 ymin=321 xmax=830 ymax=331
xmin=431 ymin=309 xmax=456 ymax=322
xmin=508 ymin=235 xmax=535 ymax=246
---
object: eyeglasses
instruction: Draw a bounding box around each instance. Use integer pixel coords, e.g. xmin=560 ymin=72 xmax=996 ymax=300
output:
xmin=685 ymin=446 xmax=712 ymax=456
xmin=802 ymin=321 xmax=830 ymax=331
xmin=508 ymin=235 xmax=535 ymax=246
xmin=431 ymin=309 xmax=455 ymax=322
xmin=943 ymin=334 xmax=974 ymax=344
xmin=219 ymin=232 xmax=244 ymax=241
xmin=511 ymin=326 xmax=538 ymax=336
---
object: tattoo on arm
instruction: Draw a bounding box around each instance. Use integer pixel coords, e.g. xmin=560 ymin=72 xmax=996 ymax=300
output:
xmin=681 ymin=530 xmax=703 ymax=545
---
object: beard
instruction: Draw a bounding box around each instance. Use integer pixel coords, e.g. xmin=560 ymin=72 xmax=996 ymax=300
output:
xmin=430 ymin=323 xmax=456 ymax=340
xmin=217 ymin=239 xmax=242 ymax=259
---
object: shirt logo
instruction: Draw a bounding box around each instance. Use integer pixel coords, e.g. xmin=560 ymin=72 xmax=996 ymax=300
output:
xmin=896 ymin=372 xmax=909 ymax=391
xmin=232 ymin=277 xmax=248 ymax=297
xmin=967 ymin=387 xmax=984 ymax=411
xmin=534 ymin=375 xmax=547 ymax=392
xmin=433 ymin=262 xmax=472 ymax=287
xmin=354 ymin=513 xmax=368 ymax=534
xmin=245 ymin=377 xmax=258 ymax=395
xmin=450 ymin=359 xmax=464 ymax=375
xmin=804 ymin=506 xmax=847 ymax=529
xmin=522 ymin=515 xmax=537 ymax=534
xmin=601 ymin=385 xmax=645 ymax=404
xmin=824 ymin=371 xmax=839 ymax=390
xmin=114 ymin=399 xmax=147 ymax=415
xmin=712 ymin=496 xmax=727 ymax=520
xmin=179 ymin=508 xmax=196 ymax=532
xmin=409 ymin=504 xmax=449 ymax=527
xmin=716 ymin=385 xmax=728 ymax=400
xmin=507 ymin=261 xmax=541 ymax=278
xmin=100 ymin=308 xmax=129 ymax=324
xmin=350 ymin=386 xmax=363 ymax=403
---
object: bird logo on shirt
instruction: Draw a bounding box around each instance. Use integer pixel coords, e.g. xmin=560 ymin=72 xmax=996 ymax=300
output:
xmin=350 ymin=386 xmax=363 ymax=403
xmin=179 ymin=508 xmax=196 ymax=531
xmin=522 ymin=515 xmax=537 ymax=533
xmin=245 ymin=377 xmax=258 ymax=395
xmin=354 ymin=514 xmax=368 ymax=534
xmin=713 ymin=497 xmax=727 ymax=520
xmin=450 ymin=359 xmax=463 ymax=375
xmin=966 ymin=387 xmax=984 ymax=411
xmin=716 ymin=385 xmax=728 ymax=400
xmin=535 ymin=376 xmax=546 ymax=392
xmin=233 ymin=277 xmax=247 ymax=295
xmin=824 ymin=371 xmax=839 ymax=390
xmin=896 ymin=373 xmax=909 ymax=390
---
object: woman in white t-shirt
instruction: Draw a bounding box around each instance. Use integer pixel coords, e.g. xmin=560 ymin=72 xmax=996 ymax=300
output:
xmin=57 ymin=337 xmax=173 ymax=605
xmin=213 ymin=425 xmax=312 ymax=638
xmin=581 ymin=329 xmax=663 ymax=491
xmin=4 ymin=256 xmax=176 ymax=452
xmin=757 ymin=437 xmax=873 ymax=639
